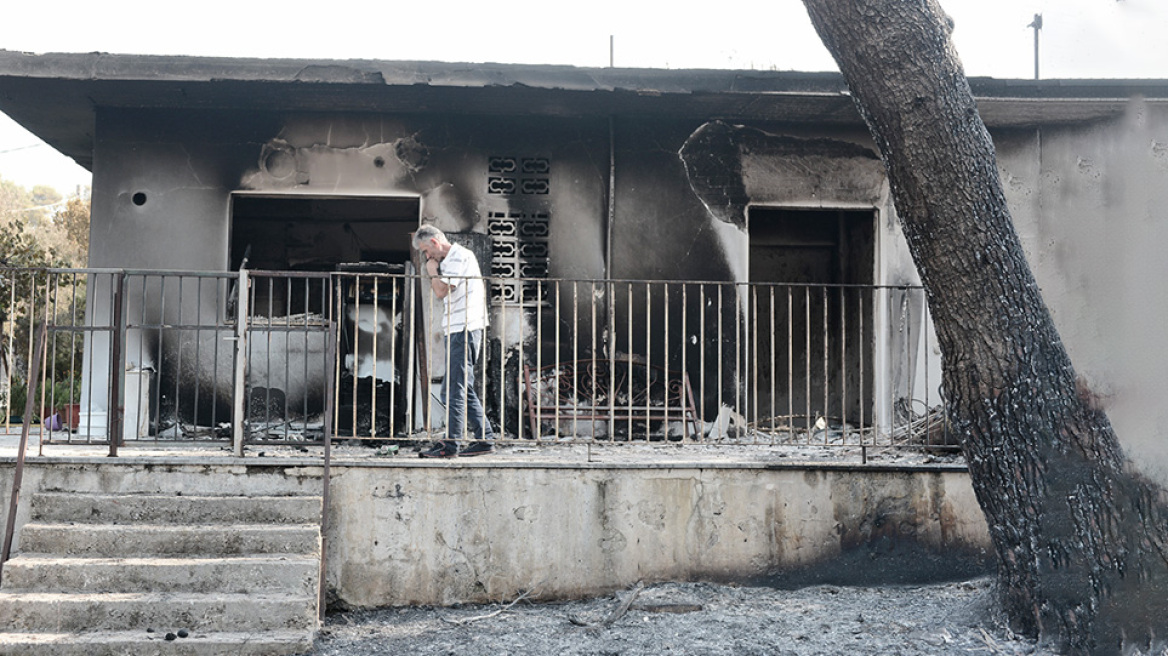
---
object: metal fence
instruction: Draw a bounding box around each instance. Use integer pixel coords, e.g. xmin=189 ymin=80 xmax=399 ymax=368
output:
xmin=0 ymin=267 xmax=949 ymax=452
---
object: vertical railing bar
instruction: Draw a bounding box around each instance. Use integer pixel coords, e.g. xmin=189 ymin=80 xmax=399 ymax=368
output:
xmin=281 ymin=276 xmax=290 ymax=441
xmin=23 ymin=272 xmax=36 ymax=435
xmin=735 ymin=282 xmax=743 ymax=444
xmin=607 ymin=280 xmax=616 ymax=443
xmin=621 ymin=281 xmax=630 ymax=438
xmin=535 ymin=279 xmax=543 ymax=442
xmin=590 ymin=281 xmax=597 ymax=441
xmin=46 ymin=273 xmax=59 ymax=437
xmin=784 ymin=286 xmax=792 ymax=443
xmin=168 ymin=275 xmax=179 ymax=441
xmin=514 ymin=286 xmax=523 ymax=442
xmin=924 ymin=290 xmax=933 ymax=447
xmin=644 ymin=282 xmax=650 ymax=439
xmin=3 ymin=270 xmax=13 ymax=431
xmin=751 ymin=285 xmax=758 ymax=443
xmin=211 ymin=275 xmax=221 ymax=434
xmin=662 ymin=283 xmax=670 ymax=441
xmin=700 ymin=284 xmax=706 ymax=441
xmin=263 ymin=277 xmax=273 ymax=439
xmin=150 ymin=277 xmax=162 ymax=441
xmin=231 ymin=269 xmax=250 ymax=456
xmin=841 ymin=287 xmax=848 ymax=446
xmin=389 ymin=273 xmax=399 ymax=439
xmin=82 ymin=274 xmax=97 ymax=441
xmin=232 ymin=268 xmax=251 ymax=452
xmin=804 ymin=286 xmax=811 ymax=443
xmin=710 ymin=283 xmax=719 ymax=436
xmin=876 ymin=287 xmax=884 ymax=446
xmin=334 ymin=277 xmax=346 ymax=440
xmin=64 ymin=273 xmax=79 ymax=444
xmin=38 ymin=273 xmax=51 ymax=442
xmin=479 ymin=277 xmax=488 ymax=444
xmin=901 ymin=289 xmax=910 ymax=445
xmin=495 ymin=278 xmax=504 ymax=443
xmin=352 ymin=276 xmax=362 ymax=439
xmin=572 ymin=281 xmax=579 ymax=440
xmin=303 ymin=277 xmax=313 ymax=439
xmin=192 ymin=278 xmax=204 ymax=433
xmin=553 ymin=280 xmax=561 ymax=441
xmin=108 ymin=272 xmax=125 ymax=454
xmin=822 ymin=286 xmax=829 ymax=446
xmin=768 ymin=285 xmax=776 ymax=441
xmin=681 ymin=283 xmax=689 ymax=441
xmin=174 ymin=275 xmax=187 ymax=442
xmin=859 ymin=288 xmax=866 ymax=445
xmin=371 ymin=276 xmax=380 ymax=440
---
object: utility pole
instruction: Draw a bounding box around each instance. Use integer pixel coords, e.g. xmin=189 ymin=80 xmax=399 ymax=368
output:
xmin=609 ymin=35 xmax=614 ymax=68
xmin=1027 ymin=14 xmax=1042 ymax=80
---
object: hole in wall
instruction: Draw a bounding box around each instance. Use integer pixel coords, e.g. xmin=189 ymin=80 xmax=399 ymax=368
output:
xmin=132 ymin=192 xmax=148 ymax=206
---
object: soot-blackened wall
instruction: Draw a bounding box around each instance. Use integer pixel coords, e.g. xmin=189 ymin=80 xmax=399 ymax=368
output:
xmin=84 ymin=106 xmax=903 ymax=433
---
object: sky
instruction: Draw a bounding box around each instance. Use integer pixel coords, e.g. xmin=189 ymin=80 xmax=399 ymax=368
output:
xmin=1 ymin=0 xmax=1165 ymax=197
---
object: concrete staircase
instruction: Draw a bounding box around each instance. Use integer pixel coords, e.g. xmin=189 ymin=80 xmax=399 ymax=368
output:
xmin=0 ymin=491 xmax=322 ymax=655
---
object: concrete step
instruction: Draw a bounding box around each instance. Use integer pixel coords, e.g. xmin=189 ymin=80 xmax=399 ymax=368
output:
xmin=30 ymin=493 xmax=322 ymax=525
xmin=17 ymin=523 xmax=319 ymax=556
xmin=0 ymin=555 xmax=319 ymax=595
xmin=0 ymin=592 xmax=318 ymax=633
xmin=0 ymin=630 xmax=313 ymax=656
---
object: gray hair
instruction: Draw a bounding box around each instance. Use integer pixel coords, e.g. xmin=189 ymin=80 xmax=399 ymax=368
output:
xmin=412 ymin=224 xmax=446 ymax=249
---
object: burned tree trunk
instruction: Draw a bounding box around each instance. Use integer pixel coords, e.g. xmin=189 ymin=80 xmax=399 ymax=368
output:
xmin=800 ymin=0 xmax=1168 ymax=653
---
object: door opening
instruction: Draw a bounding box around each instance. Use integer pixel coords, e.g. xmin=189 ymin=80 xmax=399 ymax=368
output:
xmin=747 ymin=207 xmax=875 ymax=430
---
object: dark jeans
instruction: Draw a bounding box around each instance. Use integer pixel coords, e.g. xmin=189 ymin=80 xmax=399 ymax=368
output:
xmin=443 ymin=329 xmax=493 ymax=442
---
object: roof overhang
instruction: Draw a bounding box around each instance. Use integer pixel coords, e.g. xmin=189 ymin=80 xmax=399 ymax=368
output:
xmin=2 ymin=50 xmax=1165 ymax=172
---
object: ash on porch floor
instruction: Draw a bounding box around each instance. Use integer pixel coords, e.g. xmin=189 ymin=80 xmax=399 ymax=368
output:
xmin=0 ymin=427 xmax=963 ymax=468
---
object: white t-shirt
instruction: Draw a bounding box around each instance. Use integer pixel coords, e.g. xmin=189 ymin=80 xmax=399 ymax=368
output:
xmin=438 ymin=242 xmax=489 ymax=335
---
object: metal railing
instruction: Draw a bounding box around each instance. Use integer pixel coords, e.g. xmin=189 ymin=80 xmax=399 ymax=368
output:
xmin=0 ymin=267 xmax=950 ymax=452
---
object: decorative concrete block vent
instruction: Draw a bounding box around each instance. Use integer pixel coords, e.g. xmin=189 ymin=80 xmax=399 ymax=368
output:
xmin=0 ymin=492 xmax=322 ymax=655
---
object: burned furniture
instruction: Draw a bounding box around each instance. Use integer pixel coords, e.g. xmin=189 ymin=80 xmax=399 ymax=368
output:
xmin=523 ymin=358 xmax=701 ymax=440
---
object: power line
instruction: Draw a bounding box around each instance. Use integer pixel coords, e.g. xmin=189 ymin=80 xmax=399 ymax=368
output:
xmin=0 ymin=144 xmax=46 ymax=156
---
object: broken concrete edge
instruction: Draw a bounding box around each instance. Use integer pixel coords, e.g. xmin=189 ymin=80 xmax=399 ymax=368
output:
xmin=0 ymin=454 xmax=969 ymax=473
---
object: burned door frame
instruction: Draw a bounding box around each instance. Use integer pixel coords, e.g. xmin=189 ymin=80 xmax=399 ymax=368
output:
xmin=228 ymin=192 xmax=424 ymax=439
xmin=744 ymin=204 xmax=878 ymax=435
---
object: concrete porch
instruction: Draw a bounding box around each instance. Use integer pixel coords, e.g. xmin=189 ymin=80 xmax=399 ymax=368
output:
xmin=2 ymin=435 xmax=992 ymax=611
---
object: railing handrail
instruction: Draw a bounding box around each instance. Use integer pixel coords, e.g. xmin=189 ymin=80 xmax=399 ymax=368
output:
xmin=0 ymin=266 xmax=927 ymax=292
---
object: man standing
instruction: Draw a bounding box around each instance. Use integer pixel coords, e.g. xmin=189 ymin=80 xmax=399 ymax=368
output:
xmin=413 ymin=225 xmax=495 ymax=457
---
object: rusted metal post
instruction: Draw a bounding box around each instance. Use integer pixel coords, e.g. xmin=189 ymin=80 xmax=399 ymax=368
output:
xmin=232 ymin=268 xmax=249 ymax=457
xmin=1 ymin=320 xmax=48 ymax=583
xmin=319 ymin=309 xmax=337 ymax=621
xmin=108 ymin=272 xmax=125 ymax=456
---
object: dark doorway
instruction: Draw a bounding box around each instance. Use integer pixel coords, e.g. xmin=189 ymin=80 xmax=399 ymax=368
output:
xmin=231 ymin=195 xmax=420 ymax=266
xmin=230 ymin=195 xmax=421 ymax=436
xmin=747 ymin=208 xmax=875 ymax=432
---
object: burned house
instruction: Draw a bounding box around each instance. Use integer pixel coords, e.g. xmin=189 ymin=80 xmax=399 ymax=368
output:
xmin=0 ymin=52 xmax=1164 ymax=472
xmin=1 ymin=53 xmax=1168 ymax=638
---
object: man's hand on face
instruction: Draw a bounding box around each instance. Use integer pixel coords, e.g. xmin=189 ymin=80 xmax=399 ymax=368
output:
xmin=425 ymin=258 xmax=440 ymax=276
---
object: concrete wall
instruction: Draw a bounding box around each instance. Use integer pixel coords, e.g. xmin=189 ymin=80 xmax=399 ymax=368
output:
xmin=79 ymin=99 xmax=1168 ymax=484
xmin=991 ymin=102 xmax=1168 ymax=486
xmin=0 ymin=458 xmax=992 ymax=607
xmin=85 ymin=108 xmax=932 ymax=429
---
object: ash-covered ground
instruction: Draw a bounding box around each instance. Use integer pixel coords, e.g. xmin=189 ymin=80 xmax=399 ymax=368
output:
xmin=300 ymin=576 xmax=1055 ymax=656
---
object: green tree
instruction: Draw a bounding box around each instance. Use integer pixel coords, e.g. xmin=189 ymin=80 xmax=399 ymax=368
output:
xmin=0 ymin=176 xmax=79 ymax=419
xmin=801 ymin=0 xmax=1168 ymax=653
xmin=52 ymin=195 xmax=89 ymax=267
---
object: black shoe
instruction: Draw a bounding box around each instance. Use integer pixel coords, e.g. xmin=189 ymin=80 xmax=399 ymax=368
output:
xmin=419 ymin=441 xmax=458 ymax=458
xmin=458 ymin=441 xmax=495 ymax=457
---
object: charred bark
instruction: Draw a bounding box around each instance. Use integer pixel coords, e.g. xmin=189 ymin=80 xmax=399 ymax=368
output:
xmin=800 ymin=0 xmax=1168 ymax=653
